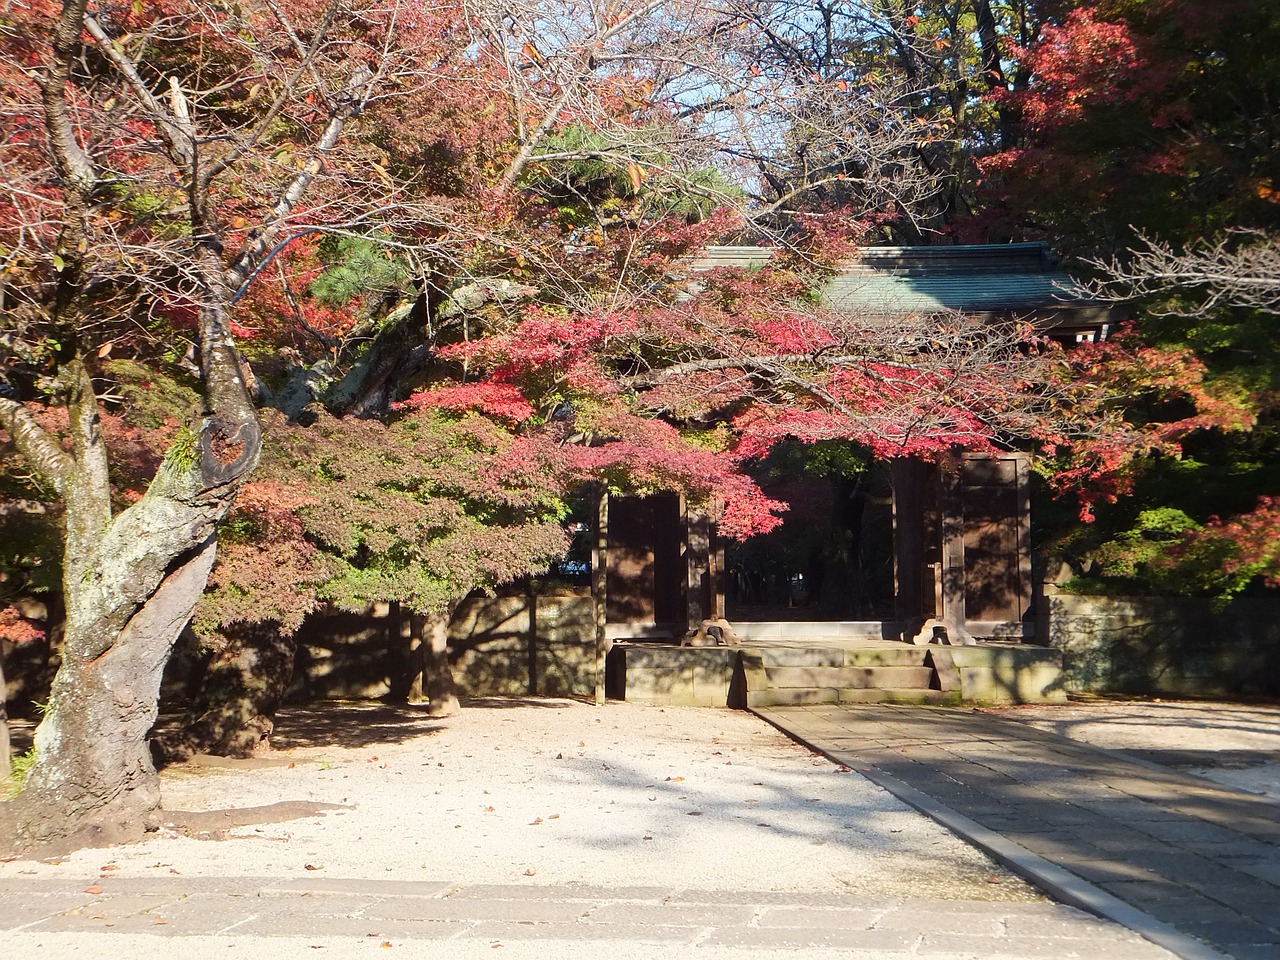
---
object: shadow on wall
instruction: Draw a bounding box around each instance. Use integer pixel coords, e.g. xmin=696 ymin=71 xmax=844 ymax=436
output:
xmin=288 ymin=587 xmax=599 ymax=703
xmin=1045 ymin=595 xmax=1280 ymax=697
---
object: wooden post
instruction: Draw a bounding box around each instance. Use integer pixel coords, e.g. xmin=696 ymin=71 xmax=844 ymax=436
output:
xmin=683 ymin=497 xmax=712 ymax=633
xmin=526 ymin=578 xmax=539 ymax=696
xmin=0 ymin=643 xmax=10 ymax=777
xmin=1016 ymin=454 xmax=1034 ymax=628
xmin=593 ymin=486 xmax=609 ymax=706
xmin=891 ymin=458 xmax=925 ymax=625
xmin=940 ymin=460 xmax=967 ymax=629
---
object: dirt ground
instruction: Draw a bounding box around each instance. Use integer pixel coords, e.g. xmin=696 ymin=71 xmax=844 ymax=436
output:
xmin=4 ymin=701 xmax=1047 ymax=900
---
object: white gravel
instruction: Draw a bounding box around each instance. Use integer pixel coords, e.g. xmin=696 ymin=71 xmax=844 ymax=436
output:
xmin=2 ymin=700 xmax=1038 ymax=901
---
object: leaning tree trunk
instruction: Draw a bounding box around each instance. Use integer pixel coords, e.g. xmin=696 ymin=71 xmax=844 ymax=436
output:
xmin=1 ymin=359 xmax=260 ymax=852
xmin=13 ymin=541 xmax=218 ymax=848
xmin=158 ymin=620 xmax=298 ymax=761
xmin=0 ymin=0 xmax=367 ymax=854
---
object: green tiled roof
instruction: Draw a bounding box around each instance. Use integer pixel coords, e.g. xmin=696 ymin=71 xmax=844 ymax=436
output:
xmin=694 ymin=243 xmax=1114 ymax=330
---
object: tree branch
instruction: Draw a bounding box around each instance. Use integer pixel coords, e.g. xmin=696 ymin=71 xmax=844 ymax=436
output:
xmin=42 ymin=0 xmax=96 ymax=193
xmin=224 ymin=64 xmax=376 ymax=293
xmin=200 ymin=0 xmax=343 ymax=187
xmin=83 ymin=15 xmax=195 ymax=170
xmin=0 ymin=399 xmax=74 ymax=494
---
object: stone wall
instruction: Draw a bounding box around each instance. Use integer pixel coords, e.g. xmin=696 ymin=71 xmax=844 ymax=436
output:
xmin=290 ymin=591 xmax=598 ymax=702
xmin=1043 ymin=595 xmax=1280 ymax=697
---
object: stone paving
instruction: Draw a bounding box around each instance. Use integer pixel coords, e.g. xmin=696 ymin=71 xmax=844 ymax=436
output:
xmin=755 ymin=703 xmax=1280 ymax=960
xmin=0 ymin=875 xmax=1176 ymax=957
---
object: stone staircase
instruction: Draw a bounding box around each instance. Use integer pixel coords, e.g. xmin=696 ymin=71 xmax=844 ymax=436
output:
xmin=730 ymin=644 xmax=964 ymax=708
xmin=609 ymin=621 xmax=1067 ymax=707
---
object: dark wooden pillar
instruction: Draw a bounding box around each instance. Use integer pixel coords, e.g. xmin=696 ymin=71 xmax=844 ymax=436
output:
xmin=892 ymin=458 xmax=927 ymax=623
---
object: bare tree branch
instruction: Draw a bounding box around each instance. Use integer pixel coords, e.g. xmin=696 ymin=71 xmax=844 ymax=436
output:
xmin=1094 ymin=231 xmax=1280 ymax=317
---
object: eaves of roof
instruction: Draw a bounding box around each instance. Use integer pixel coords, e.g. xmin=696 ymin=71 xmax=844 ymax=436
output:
xmin=692 ymin=243 xmax=1117 ymax=324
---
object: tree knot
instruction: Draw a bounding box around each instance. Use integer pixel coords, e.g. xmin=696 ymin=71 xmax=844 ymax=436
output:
xmin=199 ymin=415 xmax=262 ymax=484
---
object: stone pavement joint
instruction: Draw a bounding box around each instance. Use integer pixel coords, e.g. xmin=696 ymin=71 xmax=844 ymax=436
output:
xmin=0 ymin=875 xmax=1174 ymax=955
xmin=755 ymin=703 xmax=1280 ymax=960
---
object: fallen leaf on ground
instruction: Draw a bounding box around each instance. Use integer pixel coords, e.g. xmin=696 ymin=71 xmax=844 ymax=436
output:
xmin=84 ymin=885 xmax=102 ymax=895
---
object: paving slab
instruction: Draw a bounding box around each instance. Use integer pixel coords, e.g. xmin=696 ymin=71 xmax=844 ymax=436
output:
xmin=755 ymin=703 xmax=1280 ymax=960
xmin=0 ymin=874 xmax=1188 ymax=957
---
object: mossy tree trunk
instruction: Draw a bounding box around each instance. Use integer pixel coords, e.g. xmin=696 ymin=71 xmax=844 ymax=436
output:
xmin=1 ymin=358 xmax=259 ymax=852
xmin=0 ymin=0 xmax=371 ymax=854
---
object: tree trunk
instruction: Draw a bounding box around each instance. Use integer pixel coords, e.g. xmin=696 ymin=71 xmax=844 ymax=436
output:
xmin=0 ymin=0 xmax=364 ymax=856
xmin=5 ymin=541 xmax=217 ymax=851
xmin=158 ymin=620 xmax=298 ymax=761
xmin=405 ymin=611 xmax=427 ymax=705
xmin=423 ymin=609 xmax=459 ymax=717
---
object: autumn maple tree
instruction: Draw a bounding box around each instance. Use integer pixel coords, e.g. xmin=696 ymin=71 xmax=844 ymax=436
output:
xmin=0 ymin=0 xmax=972 ymax=849
xmin=0 ymin=0 xmax=483 ymax=849
xmin=966 ymin=0 xmax=1280 ymax=596
xmin=5 ymin=0 xmax=1239 ymax=855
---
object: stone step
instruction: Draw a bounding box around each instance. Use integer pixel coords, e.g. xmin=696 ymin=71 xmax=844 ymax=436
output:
xmin=744 ymin=687 xmax=838 ymax=707
xmin=764 ymin=665 xmax=936 ymax=690
xmin=744 ymin=648 xmax=930 ymax=668
xmin=733 ymin=621 xmax=904 ymax=641
xmin=744 ymin=687 xmax=963 ymax=707
xmin=835 ymin=688 xmax=963 ymax=706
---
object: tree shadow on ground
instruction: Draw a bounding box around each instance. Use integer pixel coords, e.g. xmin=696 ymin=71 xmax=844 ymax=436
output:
xmin=265 ymin=697 xmax=582 ymax=750
xmin=158 ymin=696 xmax=581 ymax=753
